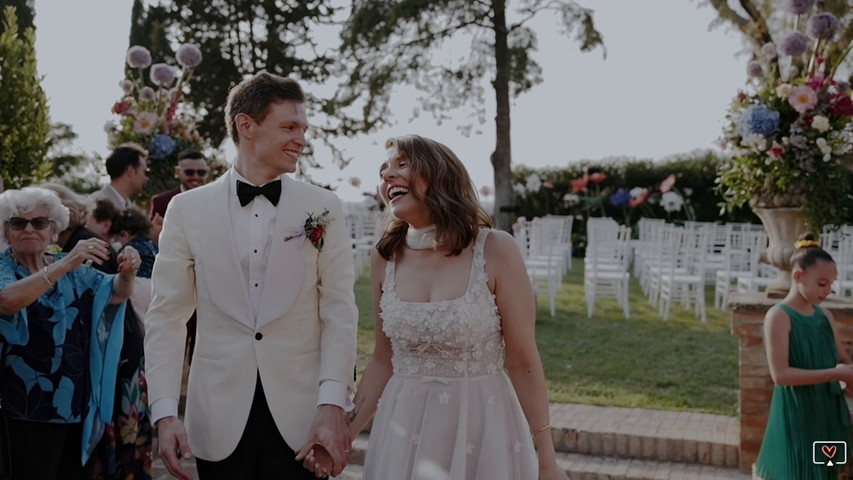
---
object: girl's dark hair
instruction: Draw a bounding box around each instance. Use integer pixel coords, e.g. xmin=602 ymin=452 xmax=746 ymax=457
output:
xmin=91 ymin=198 xmax=119 ymax=223
xmin=375 ymin=134 xmax=492 ymax=260
xmin=110 ymin=208 xmax=152 ymax=238
xmin=791 ymin=232 xmax=834 ymax=270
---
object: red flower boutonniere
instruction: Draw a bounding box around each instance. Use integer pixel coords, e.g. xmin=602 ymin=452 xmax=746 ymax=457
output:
xmin=285 ymin=209 xmax=332 ymax=251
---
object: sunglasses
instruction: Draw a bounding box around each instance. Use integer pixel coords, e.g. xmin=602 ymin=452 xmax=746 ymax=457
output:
xmin=182 ymin=169 xmax=209 ymax=177
xmin=6 ymin=217 xmax=51 ymax=230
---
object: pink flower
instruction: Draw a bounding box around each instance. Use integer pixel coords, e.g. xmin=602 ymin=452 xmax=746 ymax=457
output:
xmin=542 ymin=180 xmax=554 ymax=189
xmin=479 ymin=185 xmax=492 ymax=197
xmin=112 ymin=98 xmax=133 ymax=115
xmin=588 ymin=172 xmax=607 ymax=184
xmin=788 ymin=85 xmax=818 ymax=113
xmin=659 ymin=173 xmax=676 ymax=193
xmin=133 ymin=112 xmax=159 ymax=135
xmin=629 ymin=189 xmax=649 ymax=208
xmin=571 ymin=175 xmax=588 ymax=192
xmin=769 ymin=145 xmax=785 ymax=157
xmin=349 ymin=177 xmax=362 ymax=188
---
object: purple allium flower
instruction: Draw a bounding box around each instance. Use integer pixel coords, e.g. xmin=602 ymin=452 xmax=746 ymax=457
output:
xmin=126 ymin=46 xmax=152 ymax=69
xmin=738 ymin=104 xmax=780 ymax=137
xmin=806 ymin=13 xmax=840 ymax=40
xmin=779 ymin=32 xmax=809 ymax=56
xmin=760 ymin=43 xmax=777 ymax=60
xmin=139 ymin=86 xmax=156 ymax=102
xmin=150 ymin=63 xmax=177 ymax=87
xmin=149 ymin=134 xmax=178 ymax=159
xmin=176 ymin=43 xmax=203 ymax=68
xmin=119 ymin=79 xmax=134 ymax=95
xmin=609 ymin=188 xmax=631 ymax=207
xmin=836 ymin=81 xmax=850 ymax=93
xmin=747 ymin=61 xmax=765 ymax=78
xmin=784 ymin=0 xmax=816 ymax=15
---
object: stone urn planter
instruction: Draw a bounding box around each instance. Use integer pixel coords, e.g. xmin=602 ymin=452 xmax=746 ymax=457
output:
xmin=751 ymin=206 xmax=808 ymax=298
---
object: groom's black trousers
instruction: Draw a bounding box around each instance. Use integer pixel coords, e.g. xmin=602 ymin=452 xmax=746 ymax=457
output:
xmin=195 ymin=373 xmax=326 ymax=480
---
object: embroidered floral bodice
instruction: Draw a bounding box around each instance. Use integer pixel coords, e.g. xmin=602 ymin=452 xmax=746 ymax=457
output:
xmin=380 ymin=229 xmax=505 ymax=378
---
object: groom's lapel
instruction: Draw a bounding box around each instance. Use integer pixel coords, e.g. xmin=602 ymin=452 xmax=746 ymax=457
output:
xmin=199 ymin=171 xmax=254 ymax=330
xmin=256 ymin=176 xmax=306 ymax=329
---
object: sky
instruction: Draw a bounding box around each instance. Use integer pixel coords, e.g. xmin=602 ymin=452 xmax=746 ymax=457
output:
xmin=33 ymin=1 xmax=748 ymax=203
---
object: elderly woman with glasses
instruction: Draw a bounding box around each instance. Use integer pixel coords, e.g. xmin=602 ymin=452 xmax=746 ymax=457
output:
xmin=0 ymin=186 xmax=140 ymax=480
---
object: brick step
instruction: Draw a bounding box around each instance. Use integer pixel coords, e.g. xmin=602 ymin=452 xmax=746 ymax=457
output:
xmin=548 ymin=403 xmax=739 ymax=468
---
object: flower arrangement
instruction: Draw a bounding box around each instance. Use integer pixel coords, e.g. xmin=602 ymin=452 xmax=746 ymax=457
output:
xmin=105 ymin=44 xmax=207 ymax=194
xmin=285 ymin=209 xmax=333 ymax=251
xmin=717 ymin=0 xmax=853 ymax=229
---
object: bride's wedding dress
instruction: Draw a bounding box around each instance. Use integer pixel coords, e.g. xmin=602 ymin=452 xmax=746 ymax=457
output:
xmin=362 ymin=229 xmax=538 ymax=480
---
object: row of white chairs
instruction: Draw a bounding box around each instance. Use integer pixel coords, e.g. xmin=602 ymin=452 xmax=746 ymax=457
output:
xmin=514 ymin=215 xmax=574 ymax=316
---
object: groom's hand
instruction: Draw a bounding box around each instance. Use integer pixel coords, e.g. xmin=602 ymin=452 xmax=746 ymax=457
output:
xmin=295 ymin=404 xmax=352 ymax=477
xmin=157 ymin=416 xmax=193 ymax=480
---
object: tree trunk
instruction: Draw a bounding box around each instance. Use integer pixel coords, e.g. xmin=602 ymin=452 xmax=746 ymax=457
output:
xmin=491 ymin=0 xmax=513 ymax=231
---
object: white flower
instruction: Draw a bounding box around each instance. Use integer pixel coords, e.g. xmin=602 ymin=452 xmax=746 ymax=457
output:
xmin=438 ymin=392 xmax=450 ymax=405
xmin=629 ymin=187 xmax=645 ymax=198
xmin=562 ymin=193 xmax=579 ymax=204
xmin=525 ymin=173 xmax=541 ymax=193
xmin=103 ymin=120 xmax=117 ymax=133
xmin=512 ymin=184 xmax=527 ymax=196
xmin=741 ymin=133 xmax=767 ymax=151
xmin=661 ymin=191 xmax=684 ymax=213
xmin=775 ymin=83 xmax=793 ymax=98
xmin=467 ymin=444 xmax=475 ymax=455
xmin=812 ymin=115 xmax=831 ymax=132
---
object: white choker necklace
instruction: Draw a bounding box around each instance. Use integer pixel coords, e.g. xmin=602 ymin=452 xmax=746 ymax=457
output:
xmin=406 ymin=225 xmax=438 ymax=250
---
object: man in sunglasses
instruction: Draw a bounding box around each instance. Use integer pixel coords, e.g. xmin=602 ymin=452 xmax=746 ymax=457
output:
xmin=148 ymin=150 xmax=210 ymax=223
xmin=90 ymin=143 xmax=150 ymax=210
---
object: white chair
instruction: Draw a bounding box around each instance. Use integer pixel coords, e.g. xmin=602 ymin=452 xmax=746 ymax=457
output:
xmin=832 ymin=227 xmax=853 ymax=297
xmin=658 ymin=226 xmax=710 ymax=322
xmin=519 ymin=217 xmax=565 ymax=316
xmin=584 ymin=223 xmax=632 ymax=319
xmin=714 ymin=223 xmax=758 ymax=309
xmin=736 ymin=230 xmax=777 ymax=294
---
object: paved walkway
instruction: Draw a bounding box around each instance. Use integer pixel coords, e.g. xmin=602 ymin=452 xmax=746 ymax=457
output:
xmin=153 ymin=402 xmax=742 ymax=479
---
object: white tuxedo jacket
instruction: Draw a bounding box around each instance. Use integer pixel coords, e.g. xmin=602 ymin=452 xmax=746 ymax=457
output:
xmin=144 ymin=171 xmax=358 ymax=461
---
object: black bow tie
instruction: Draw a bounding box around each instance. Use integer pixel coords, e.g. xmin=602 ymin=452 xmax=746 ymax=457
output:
xmin=236 ymin=179 xmax=282 ymax=207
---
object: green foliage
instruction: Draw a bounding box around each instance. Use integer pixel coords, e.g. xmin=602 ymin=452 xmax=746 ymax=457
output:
xmin=338 ymin=0 xmax=604 ymax=229
xmin=511 ymin=151 xmax=756 ymax=254
xmin=127 ymin=0 xmax=347 ymax=181
xmin=0 ymin=0 xmax=32 ymax=35
xmin=0 ymin=6 xmax=50 ymax=188
xmin=45 ymin=122 xmax=103 ymax=194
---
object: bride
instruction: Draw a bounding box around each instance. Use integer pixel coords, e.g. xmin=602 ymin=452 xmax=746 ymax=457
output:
xmin=341 ymin=134 xmax=567 ymax=480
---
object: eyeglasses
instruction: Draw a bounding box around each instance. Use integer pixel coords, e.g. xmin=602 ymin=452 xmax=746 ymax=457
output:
xmin=181 ymin=169 xmax=209 ymax=177
xmin=6 ymin=217 xmax=51 ymax=230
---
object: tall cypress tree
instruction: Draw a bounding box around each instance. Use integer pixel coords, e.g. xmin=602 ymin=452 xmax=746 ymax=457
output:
xmin=0 ymin=6 xmax=50 ymax=188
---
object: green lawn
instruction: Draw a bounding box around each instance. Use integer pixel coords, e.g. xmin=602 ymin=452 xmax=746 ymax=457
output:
xmin=353 ymin=257 xmax=739 ymax=417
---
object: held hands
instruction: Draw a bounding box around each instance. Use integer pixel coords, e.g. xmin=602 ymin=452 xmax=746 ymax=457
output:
xmin=295 ymin=405 xmax=352 ymax=477
xmin=116 ymin=246 xmax=141 ymax=277
xmin=156 ymin=416 xmax=193 ymax=480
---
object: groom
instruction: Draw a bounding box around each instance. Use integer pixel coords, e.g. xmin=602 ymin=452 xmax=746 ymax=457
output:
xmin=144 ymin=72 xmax=358 ymax=479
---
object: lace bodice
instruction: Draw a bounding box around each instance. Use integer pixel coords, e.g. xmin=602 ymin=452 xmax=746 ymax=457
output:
xmin=380 ymin=228 xmax=505 ymax=378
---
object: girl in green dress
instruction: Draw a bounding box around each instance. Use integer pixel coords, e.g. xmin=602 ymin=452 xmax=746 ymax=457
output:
xmin=754 ymin=233 xmax=853 ymax=480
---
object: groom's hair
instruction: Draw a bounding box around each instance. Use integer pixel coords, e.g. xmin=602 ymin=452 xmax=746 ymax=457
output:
xmin=225 ymin=72 xmax=306 ymax=145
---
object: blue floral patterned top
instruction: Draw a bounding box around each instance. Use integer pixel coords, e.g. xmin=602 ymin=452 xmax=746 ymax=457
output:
xmin=121 ymin=236 xmax=158 ymax=279
xmin=0 ymin=250 xmax=126 ymax=463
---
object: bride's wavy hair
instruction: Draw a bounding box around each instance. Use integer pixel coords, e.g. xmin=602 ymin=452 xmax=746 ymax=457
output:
xmin=376 ymin=134 xmax=492 ymax=260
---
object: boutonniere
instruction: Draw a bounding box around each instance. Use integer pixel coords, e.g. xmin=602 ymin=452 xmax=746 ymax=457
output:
xmin=285 ymin=209 xmax=332 ymax=251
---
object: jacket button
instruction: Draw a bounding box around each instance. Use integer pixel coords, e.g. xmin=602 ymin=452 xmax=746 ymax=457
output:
xmin=255 ymin=332 xmax=263 ymax=340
